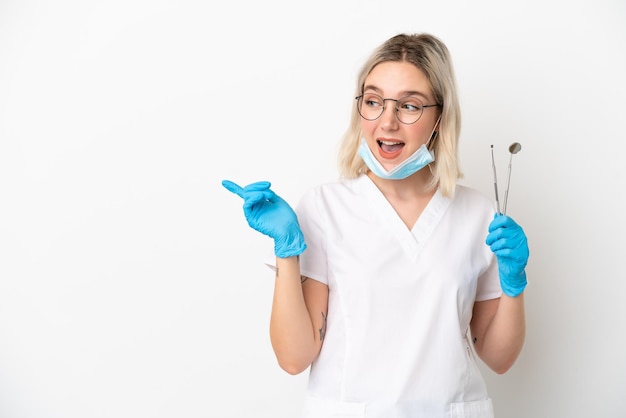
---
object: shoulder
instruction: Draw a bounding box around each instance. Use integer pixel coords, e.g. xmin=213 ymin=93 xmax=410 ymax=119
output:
xmin=453 ymin=185 xmax=494 ymax=208
xmin=447 ymin=185 xmax=496 ymax=241
xmin=302 ymin=176 xmax=367 ymax=201
xmin=297 ymin=176 xmax=367 ymax=218
xmin=450 ymin=185 xmax=496 ymax=221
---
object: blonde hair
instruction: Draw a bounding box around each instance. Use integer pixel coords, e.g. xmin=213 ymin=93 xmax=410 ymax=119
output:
xmin=337 ymin=33 xmax=463 ymax=197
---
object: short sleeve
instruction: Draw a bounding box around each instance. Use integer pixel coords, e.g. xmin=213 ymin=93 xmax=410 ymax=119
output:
xmin=264 ymin=187 xmax=329 ymax=285
xmin=296 ymin=187 xmax=329 ymax=285
xmin=476 ymin=246 xmax=503 ymax=301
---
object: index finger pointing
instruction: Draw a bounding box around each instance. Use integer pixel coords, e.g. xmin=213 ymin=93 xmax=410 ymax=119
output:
xmin=221 ymin=180 xmax=244 ymax=198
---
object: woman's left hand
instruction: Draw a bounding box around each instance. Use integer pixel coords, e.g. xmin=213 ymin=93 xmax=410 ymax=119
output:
xmin=486 ymin=214 xmax=529 ymax=297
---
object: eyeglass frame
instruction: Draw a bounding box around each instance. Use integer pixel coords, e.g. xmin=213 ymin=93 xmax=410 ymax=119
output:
xmin=355 ymin=92 xmax=442 ymax=125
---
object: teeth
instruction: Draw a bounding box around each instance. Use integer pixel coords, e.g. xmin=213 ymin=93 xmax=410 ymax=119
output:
xmin=379 ymin=140 xmax=403 ymax=145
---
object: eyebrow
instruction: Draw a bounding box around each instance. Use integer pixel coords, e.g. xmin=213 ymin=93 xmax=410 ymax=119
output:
xmin=362 ymin=85 xmax=431 ymax=100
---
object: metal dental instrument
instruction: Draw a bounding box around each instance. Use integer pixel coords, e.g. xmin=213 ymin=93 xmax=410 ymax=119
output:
xmin=490 ymin=145 xmax=501 ymax=215
xmin=502 ymin=142 xmax=522 ymax=215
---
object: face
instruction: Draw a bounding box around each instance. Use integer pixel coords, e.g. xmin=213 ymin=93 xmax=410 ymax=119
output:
xmin=360 ymin=61 xmax=440 ymax=172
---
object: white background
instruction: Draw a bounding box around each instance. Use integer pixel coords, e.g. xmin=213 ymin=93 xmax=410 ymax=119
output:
xmin=1 ymin=0 xmax=625 ymax=417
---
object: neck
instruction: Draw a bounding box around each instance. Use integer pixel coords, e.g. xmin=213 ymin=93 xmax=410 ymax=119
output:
xmin=366 ymin=168 xmax=435 ymax=199
xmin=366 ymin=169 xmax=437 ymax=230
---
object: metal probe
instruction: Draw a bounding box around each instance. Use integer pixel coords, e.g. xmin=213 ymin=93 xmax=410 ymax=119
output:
xmin=490 ymin=145 xmax=501 ymax=215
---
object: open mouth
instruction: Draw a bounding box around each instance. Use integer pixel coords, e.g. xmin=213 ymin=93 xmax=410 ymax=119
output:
xmin=377 ymin=139 xmax=404 ymax=158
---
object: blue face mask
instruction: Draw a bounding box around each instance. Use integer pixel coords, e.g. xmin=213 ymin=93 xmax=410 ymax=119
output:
xmin=358 ymin=115 xmax=441 ymax=180
xmin=358 ymin=114 xmax=441 ymax=180
xmin=358 ymin=141 xmax=434 ymax=180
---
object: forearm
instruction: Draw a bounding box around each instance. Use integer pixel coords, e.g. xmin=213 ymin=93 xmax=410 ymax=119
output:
xmin=477 ymin=293 xmax=526 ymax=374
xmin=269 ymin=256 xmax=318 ymax=374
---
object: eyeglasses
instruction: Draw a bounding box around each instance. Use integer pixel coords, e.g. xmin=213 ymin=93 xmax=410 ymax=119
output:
xmin=355 ymin=92 xmax=441 ymax=125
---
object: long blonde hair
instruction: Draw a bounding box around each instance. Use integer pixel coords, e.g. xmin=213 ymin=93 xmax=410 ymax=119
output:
xmin=337 ymin=33 xmax=462 ymax=197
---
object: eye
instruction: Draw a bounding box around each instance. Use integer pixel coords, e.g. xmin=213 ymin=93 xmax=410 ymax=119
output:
xmin=399 ymin=97 xmax=423 ymax=113
xmin=363 ymin=93 xmax=383 ymax=108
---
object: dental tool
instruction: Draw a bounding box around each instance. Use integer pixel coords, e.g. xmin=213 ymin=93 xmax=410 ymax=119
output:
xmin=490 ymin=145 xmax=501 ymax=215
xmin=502 ymin=142 xmax=522 ymax=215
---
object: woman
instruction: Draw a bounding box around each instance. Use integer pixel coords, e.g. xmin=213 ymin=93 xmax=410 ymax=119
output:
xmin=222 ymin=33 xmax=529 ymax=418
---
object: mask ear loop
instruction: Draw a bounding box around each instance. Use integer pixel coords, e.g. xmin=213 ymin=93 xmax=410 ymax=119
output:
xmin=426 ymin=114 xmax=442 ymax=177
xmin=426 ymin=113 xmax=442 ymax=150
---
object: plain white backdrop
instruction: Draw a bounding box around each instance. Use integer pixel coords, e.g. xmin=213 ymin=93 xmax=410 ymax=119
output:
xmin=1 ymin=0 xmax=625 ymax=417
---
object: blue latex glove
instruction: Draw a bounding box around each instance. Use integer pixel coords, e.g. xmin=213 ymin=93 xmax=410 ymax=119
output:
xmin=486 ymin=214 xmax=529 ymax=297
xmin=222 ymin=180 xmax=306 ymax=258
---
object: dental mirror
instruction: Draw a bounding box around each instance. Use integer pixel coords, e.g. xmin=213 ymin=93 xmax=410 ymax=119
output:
xmin=503 ymin=142 xmax=522 ymax=214
xmin=509 ymin=142 xmax=522 ymax=155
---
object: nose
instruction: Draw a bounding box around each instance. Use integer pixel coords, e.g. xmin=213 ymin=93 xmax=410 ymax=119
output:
xmin=380 ymin=101 xmax=399 ymax=129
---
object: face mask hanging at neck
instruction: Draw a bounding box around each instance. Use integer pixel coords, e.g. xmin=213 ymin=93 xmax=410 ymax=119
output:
xmin=358 ymin=141 xmax=434 ymax=180
xmin=357 ymin=115 xmax=441 ymax=180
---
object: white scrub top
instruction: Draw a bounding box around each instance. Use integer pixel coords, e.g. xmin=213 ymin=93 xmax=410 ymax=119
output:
xmin=271 ymin=175 xmax=502 ymax=418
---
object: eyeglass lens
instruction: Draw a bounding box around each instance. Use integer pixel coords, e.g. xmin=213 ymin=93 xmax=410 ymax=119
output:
xmin=357 ymin=93 xmax=426 ymax=124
